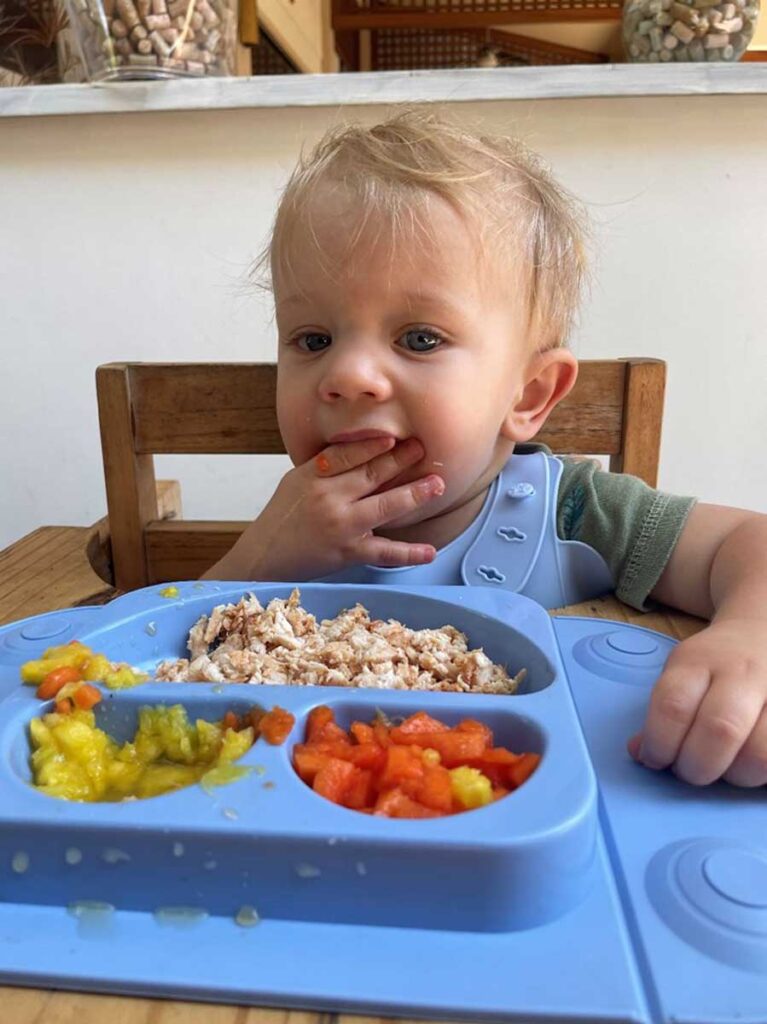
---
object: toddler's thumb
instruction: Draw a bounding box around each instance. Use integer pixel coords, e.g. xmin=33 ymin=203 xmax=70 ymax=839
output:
xmin=626 ymin=733 xmax=643 ymax=761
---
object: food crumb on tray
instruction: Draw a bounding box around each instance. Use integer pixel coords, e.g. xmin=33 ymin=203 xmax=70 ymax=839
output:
xmin=155 ymin=589 xmax=525 ymax=695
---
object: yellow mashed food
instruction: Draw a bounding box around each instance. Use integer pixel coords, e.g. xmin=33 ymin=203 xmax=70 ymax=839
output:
xmin=29 ymin=704 xmax=254 ymax=802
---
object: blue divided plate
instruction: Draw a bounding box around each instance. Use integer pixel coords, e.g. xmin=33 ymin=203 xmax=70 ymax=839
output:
xmin=0 ymin=582 xmax=764 ymax=1023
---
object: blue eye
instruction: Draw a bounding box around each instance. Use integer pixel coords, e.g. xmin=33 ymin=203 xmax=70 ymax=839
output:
xmin=297 ymin=333 xmax=331 ymax=353
xmin=399 ymin=329 xmax=443 ymax=353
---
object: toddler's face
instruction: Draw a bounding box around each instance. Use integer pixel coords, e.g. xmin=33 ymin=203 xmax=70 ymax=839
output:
xmin=274 ymin=192 xmax=537 ymax=529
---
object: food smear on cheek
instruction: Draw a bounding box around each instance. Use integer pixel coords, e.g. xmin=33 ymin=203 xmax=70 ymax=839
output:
xmin=292 ymin=706 xmax=540 ymax=818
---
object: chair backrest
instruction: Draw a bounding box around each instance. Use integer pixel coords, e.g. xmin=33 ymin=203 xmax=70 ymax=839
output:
xmin=96 ymin=358 xmax=666 ymax=591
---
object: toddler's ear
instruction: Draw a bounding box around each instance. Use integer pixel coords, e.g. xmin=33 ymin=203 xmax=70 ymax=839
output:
xmin=500 ymin=348 xmax=578 ymax=443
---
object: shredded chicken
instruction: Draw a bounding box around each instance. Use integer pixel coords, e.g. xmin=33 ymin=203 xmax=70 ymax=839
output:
xmin=155 ymin=589 xmax=525 ymax=695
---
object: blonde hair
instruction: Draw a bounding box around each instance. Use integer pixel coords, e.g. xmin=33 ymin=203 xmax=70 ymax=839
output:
xmin=262 ymin=109 xmax=591 ymax=349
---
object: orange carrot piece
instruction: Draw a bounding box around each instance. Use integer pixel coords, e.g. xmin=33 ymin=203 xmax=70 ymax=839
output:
xmin=508 ymin=752 xmax=541 ymax=789
xmin=415 ymin=764 xmax=454 ymax=813
xmin=374 ymin=787 xmax=440 ymax=819
xmin=259 ymin=706 xmax=295 ymax=745
xmin=71 ymin=683 xmax=102 ymax=710
xmin=372 ymin=721 xmax=392 ymax=748
xmin=473 ymin=746 xmax=523 ymax=766
xmin=37 ymin=665 xmax=82 ymax=700
xmin=221 ymin=710 xmax=240 ymax=732
xmin=406 ymin=731 xmax=487 ymax=767
xmin=390 ymin=711 xmax=450 ymax=742
xmin=313 ymin=757 xmax=357 ymax=804
xmin=379 ymin=745 xmax=425 ymax=789
xmin=293 ymin=745 xmax=332 ymax=783
xmin=306 ymin=706 xmax=348 ymax=745
xmin=350 ymin=721 xmax=375 ymax=745
xmin=455 ymin=718 xmax=494 ymax=747
xmin=54 ymin=697 xmax=73 ymax=715
xmin=342 ymin=768 xmax=374 ymax=810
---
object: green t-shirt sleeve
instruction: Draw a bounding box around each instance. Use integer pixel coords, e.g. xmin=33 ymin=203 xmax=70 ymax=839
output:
xmin=556 ymin=457 xmax=697 ymax=611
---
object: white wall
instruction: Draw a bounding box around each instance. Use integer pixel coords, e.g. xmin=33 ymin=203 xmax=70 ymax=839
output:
xmin=1 ymin=94 xmax=766 ymax=551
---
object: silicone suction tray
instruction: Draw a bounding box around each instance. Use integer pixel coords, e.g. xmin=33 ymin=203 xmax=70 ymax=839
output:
xmin=0 ymin=583 xmax=765 ymax=1024
xmin=0 ymin=584 xmax=596 ymax=934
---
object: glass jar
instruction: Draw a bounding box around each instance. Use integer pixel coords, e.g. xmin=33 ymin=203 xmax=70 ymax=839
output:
xmin=623 ymin=0 xmax=760 ymax=62
xmin=62 ymin=0 xmax=237 ymax=80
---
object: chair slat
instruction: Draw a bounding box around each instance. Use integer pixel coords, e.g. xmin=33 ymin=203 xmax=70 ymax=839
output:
xmin=124 ymin=361 xmax=627 ymax=456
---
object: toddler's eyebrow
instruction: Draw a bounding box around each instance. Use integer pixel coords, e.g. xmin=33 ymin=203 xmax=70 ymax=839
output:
xmin=276 ymin=293 xmax=309 ymax=310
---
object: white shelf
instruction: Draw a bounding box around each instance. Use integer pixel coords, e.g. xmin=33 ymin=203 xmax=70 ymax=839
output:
xmin=2 ymin=63 xmax=767 ymax=118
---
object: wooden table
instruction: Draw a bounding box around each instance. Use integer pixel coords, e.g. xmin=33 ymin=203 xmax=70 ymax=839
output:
xmin=0 ymin=522 xmax=706 ymax=1024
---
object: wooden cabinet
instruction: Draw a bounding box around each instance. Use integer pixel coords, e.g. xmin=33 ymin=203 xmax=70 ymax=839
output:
xmin=257 ymin=0 xmax=337 ymax=71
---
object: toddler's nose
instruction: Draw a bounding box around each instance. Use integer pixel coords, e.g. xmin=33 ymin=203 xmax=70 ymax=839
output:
xmin=318 ymin=349 xmax=393 ymax=403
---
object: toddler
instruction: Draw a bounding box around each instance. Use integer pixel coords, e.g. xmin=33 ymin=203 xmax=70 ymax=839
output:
xmin=205 ymin=111 xmax=767 ymax=789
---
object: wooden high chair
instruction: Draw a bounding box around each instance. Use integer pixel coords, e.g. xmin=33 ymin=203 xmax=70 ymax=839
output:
xmin=96 ymin=359 xmax=666 ymax=592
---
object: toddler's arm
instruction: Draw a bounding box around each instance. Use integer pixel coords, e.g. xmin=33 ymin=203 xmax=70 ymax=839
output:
xmin=201 ymin=436 xmax=444 ymax=583
xmin=628 ymin=504 xmax=767 ymax=786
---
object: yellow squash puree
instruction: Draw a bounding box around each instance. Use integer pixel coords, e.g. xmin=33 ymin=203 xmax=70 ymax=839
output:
xmin=29 ymin=704 xmax=254 ymax=802
xmin=21 ymin=641 xmax=148 ymax=691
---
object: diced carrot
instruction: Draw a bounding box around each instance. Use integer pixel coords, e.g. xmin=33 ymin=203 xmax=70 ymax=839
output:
xmin=415 ymin=764 xmax=454 ymax=813
xmin=374 ymin=787 xmax=440 ymax=819
xmin=221 ymin=710 xmax=240 ymax=732
xmin=390 ymin=711 xmax=450 ymax=742
xmin=372 ymin=721 xmax=392 ymax=748
xmin=350 ymin=721 xmax=375 ymax=745
xmin=407 ymin=731 xmax=488 ymax=767
xmin=313 ymin=757 xmax=357 ymax=804
xmin=37 ymin=665 xmax=82 ymax=700
xmin=293 ymin=745 xmax=331 ymax=783
xmin=54 ymin=698 xmax=73 ymax=715
xmin=292 ymin=706 xmax=538 ymax=817
xmin=343 ymin=743 xmax=386 ymax=772
xmin=306 ymin=706 xmax=348 ymax=745
xmin=474 ymin=764 xmax=506 ymax=788
xmin=455 ymin=718 xmax=494 ymax=747
xmin=342 ymin=768 xmax=374 ymax=810
xmin=260 ymin=706 xmax=295 ymax=745
xmin=508 ymin=752 xmax=541 ymax=788
xmin=472 ymin=746 xmax=522 ymax=766
xmin=379 ymin=745 xmax=425 ymax=789
xmin=306 ymin=705 xmax=334 ymax=739
xmin=71 ymin=684 xmax=102 ymax=710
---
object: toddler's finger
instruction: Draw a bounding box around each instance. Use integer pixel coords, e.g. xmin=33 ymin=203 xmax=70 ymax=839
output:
xmin=636 ymin=661 xmax=709 ymax=772
xmin=723 ymin=706 xmax=767 ymax=787
xmin=312 ymin=435 xmax=396 ymax=477
xmin=672 ymin=679 xmax=764 ymax=786
xmin=356 ymin=536 xmax=437 ymax=568
xmin=355 ymin=473 xmax=445 ymax=530
xmin=346 ymin=437 xmax=426 ymax=496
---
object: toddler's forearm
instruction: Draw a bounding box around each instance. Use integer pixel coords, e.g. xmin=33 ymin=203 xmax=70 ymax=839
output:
xmin=709 ymin=513 xmax=767 ymax=626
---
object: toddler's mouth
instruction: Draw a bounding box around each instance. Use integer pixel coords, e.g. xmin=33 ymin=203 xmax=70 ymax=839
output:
xmin=327 ymin=429 xmax=398 ymax=444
